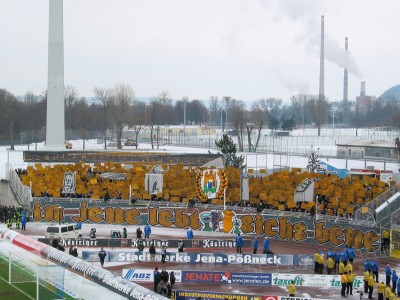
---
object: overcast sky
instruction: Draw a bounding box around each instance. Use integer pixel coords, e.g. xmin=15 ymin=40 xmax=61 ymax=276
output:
xmin=1 ymin=0 xmax=399 ymax=103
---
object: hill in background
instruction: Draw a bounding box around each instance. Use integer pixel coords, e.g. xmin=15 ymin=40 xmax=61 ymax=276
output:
xmin=380 ymin=84 xmax=400 ymax=99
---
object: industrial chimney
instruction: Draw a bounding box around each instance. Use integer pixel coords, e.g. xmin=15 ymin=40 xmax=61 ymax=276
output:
xmin=360 ymin=81 xmax=366 ymax=97
xmin=343 ymin=37 xmax=348 ymax=102
xmin=319 ymin=15 xmax=325 ymax=101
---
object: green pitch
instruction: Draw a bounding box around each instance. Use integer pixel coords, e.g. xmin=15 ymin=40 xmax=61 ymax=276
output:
xmin=0 ymin=254 xmax=75 ymax=300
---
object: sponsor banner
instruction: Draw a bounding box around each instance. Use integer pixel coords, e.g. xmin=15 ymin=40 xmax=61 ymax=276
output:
xmin=182 ymin=270 xmax=272 ymax=286
xmin=123 ymin=269 xmax=182 ymax=282
xmin=38 ymin=238 xmax=121 ymax=248
xmin=175 ymin=290 xmax=263 ymax=300
xmin=83 ymin=251 xmax=312 ymax=266
xmin=266 ymin=297 xmax=324 ymax=300
xmin=195 ymin=238 xmax=251 ymax=248
xmin=0 ymin=225 xmax=47 ymax=253
xmin=271 ymin=273 xmax=364 ymax=289
xmin=37 ymin=238 xmax=251 ymax=249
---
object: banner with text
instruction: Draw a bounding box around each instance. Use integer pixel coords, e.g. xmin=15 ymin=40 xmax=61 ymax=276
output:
xmin=82 ymin=251 xmax=313 ymax=266
xmin=271 ymin=273 xmax=364 ymax=289
xmin=38 ymin=238 xmax=251 ymax=249
xmin=123 ymin=269 xmax=182 ymax=282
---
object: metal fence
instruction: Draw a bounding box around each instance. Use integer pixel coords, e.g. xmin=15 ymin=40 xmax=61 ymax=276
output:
xmin=9 ymin=169 xmax=32 ymax=208
xmin=354 ymin=187 xmax=400 ymax=228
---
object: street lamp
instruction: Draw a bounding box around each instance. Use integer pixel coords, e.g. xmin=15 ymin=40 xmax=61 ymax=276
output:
xmin=182 ymin=97 xmax=188 ymax=142
xmin=223 ymin=96 xmax=230 ymax=132
xmin=331 ymin=106 xmax=337 ymax=139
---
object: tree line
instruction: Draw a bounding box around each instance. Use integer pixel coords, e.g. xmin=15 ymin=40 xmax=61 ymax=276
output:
xmin=0 ymin=84 xmax=399 ymax=150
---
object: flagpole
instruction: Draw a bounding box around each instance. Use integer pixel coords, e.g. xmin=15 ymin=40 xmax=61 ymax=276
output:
xmin=223 ymin=188 xmax=226 ymax=210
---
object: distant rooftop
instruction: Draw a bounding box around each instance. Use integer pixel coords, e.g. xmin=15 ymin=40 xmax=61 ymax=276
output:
xmin=337 ymin=138 xmax=396 ymax=148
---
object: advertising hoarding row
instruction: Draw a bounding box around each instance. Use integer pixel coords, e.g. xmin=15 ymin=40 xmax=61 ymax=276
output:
xmin=38 ymin=237 xmax=252 ymax=249
xmin=82 ymin=251 xmax=313 ymax=266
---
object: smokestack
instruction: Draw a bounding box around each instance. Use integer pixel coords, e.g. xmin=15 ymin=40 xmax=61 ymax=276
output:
xmin=360 ymin=81 xmax=366 ymax=97
xmin=343 ymin=37 xmax=348 ymax=102
xmin=319 ymin=15 xmax=325 ymax=101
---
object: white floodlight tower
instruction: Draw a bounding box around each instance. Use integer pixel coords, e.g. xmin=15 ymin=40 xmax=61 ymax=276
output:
xmin=46 ymin=0 xmax=65 ymax=149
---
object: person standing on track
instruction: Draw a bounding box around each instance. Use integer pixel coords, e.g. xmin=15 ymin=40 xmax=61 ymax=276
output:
xmin=235 ymin=233 xmax=243 ymax=254
xmin=178 ymin=239 xmax=184 ymax=252
xmin=341 ymin=272 xmax=348 ymax=297
xmin=252 ymin=237 xmax=259 ymax=254
xmin=144 ymin=224 xmax=151 ymax=239
xmin=98 ymin=247 xmax=107 ymax=268
xmin=386 ymin=264 xmax=392 ymax=286
xmin=368 ymin=271 xmax=375 ymax=299
xmin=377 ymin=281 xmax=385 ymax=300
xmin=287 ymin=281 xmax=296 ymax=297
xmin=187 ymin=228 xmax=193 ymax=239
xmin=346 ymin=270 xmax=356 ymax=296
xmin=263 ymin=236 xmax=271 ymax=254
xmin=153 ymin=267 xmax=160 ymax=292
xmin=161 ymin=245 xmax=167 ymax=263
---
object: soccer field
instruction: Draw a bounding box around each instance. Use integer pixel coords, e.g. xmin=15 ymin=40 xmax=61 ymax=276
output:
xmin=0 ymin=254 xmax=75 ymax=300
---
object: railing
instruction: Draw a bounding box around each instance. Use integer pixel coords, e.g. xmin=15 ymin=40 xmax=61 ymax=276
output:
xmin=354 ymin=187 xmax=400 ymax=227
xmin=9 ymin=170 xmax=32 ymax=208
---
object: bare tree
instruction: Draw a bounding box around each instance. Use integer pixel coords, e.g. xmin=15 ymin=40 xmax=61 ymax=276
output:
xmin=148 ymin=91 xmax=173 ymax=149
xmin=306 ymin=94 xmax=330 ymax=136
xmin=130 ymin=101 xmax=147 ymax=149
xmin=290 ymin=94 xmax=308 ymax=128
xmin=93 ymin=86 xmax=112 ymax=149
xmin=247 ymin=101 xmax=268 ymax=151
xmin=209 ymin=96 xmax=220 ymax=125
xmin=108 ymin=83 xmax=135 ymax=149
xmin=228 ymin=99 xmax=246 ymax=151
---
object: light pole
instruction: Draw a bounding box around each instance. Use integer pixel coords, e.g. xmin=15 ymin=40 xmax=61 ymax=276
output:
xmin=332 ymin=106 xmax=336 ymax=139
xmin=183 ymin=97 xmax=188 ymax=142
xmin=144 ymin=104 xmax=147 ymax=126
xmin=223 ymin=96 xmax=230 ymax=132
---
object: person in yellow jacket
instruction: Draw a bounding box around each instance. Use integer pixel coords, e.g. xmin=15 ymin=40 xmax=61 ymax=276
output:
xmin=345 ymin=262 xmax=353 ymax=274
xmin=388 ymin=291 xmax=396 ymax=300
xmin=382 ymin=229 xmax=390 ymax=250
xmin=377 ymin=281 xmax=386 ymax=300
xmin=341 ymin=272 xmax=348 ymax=297
xmin=327 ymin=256 xmax=334 ymax=275
xmin=287 ymin=281 xmax=296 ymax=297
xmin=368 ymin=273 xmax=375 ymax=299
xmin=314 ymin=252 xmax=320 ymax=273
xmin=364 ymin=270 xmax=371 ymax=294
xmin=317 ymin=253 xmax=325 ymax=274
xmin=339 ymin=261 xmax=345 ymax=275
xmin=346 ymin=270 xmax=356 ymax=296
xmin=385 ymin=284 xmax=393 ymax=300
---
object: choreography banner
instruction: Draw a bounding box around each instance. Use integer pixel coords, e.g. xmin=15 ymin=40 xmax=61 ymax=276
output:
xmin=62 ymin=171 xmax=76 ymax=194
xmin=82 ymin=251 xmax=313 ymax=266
